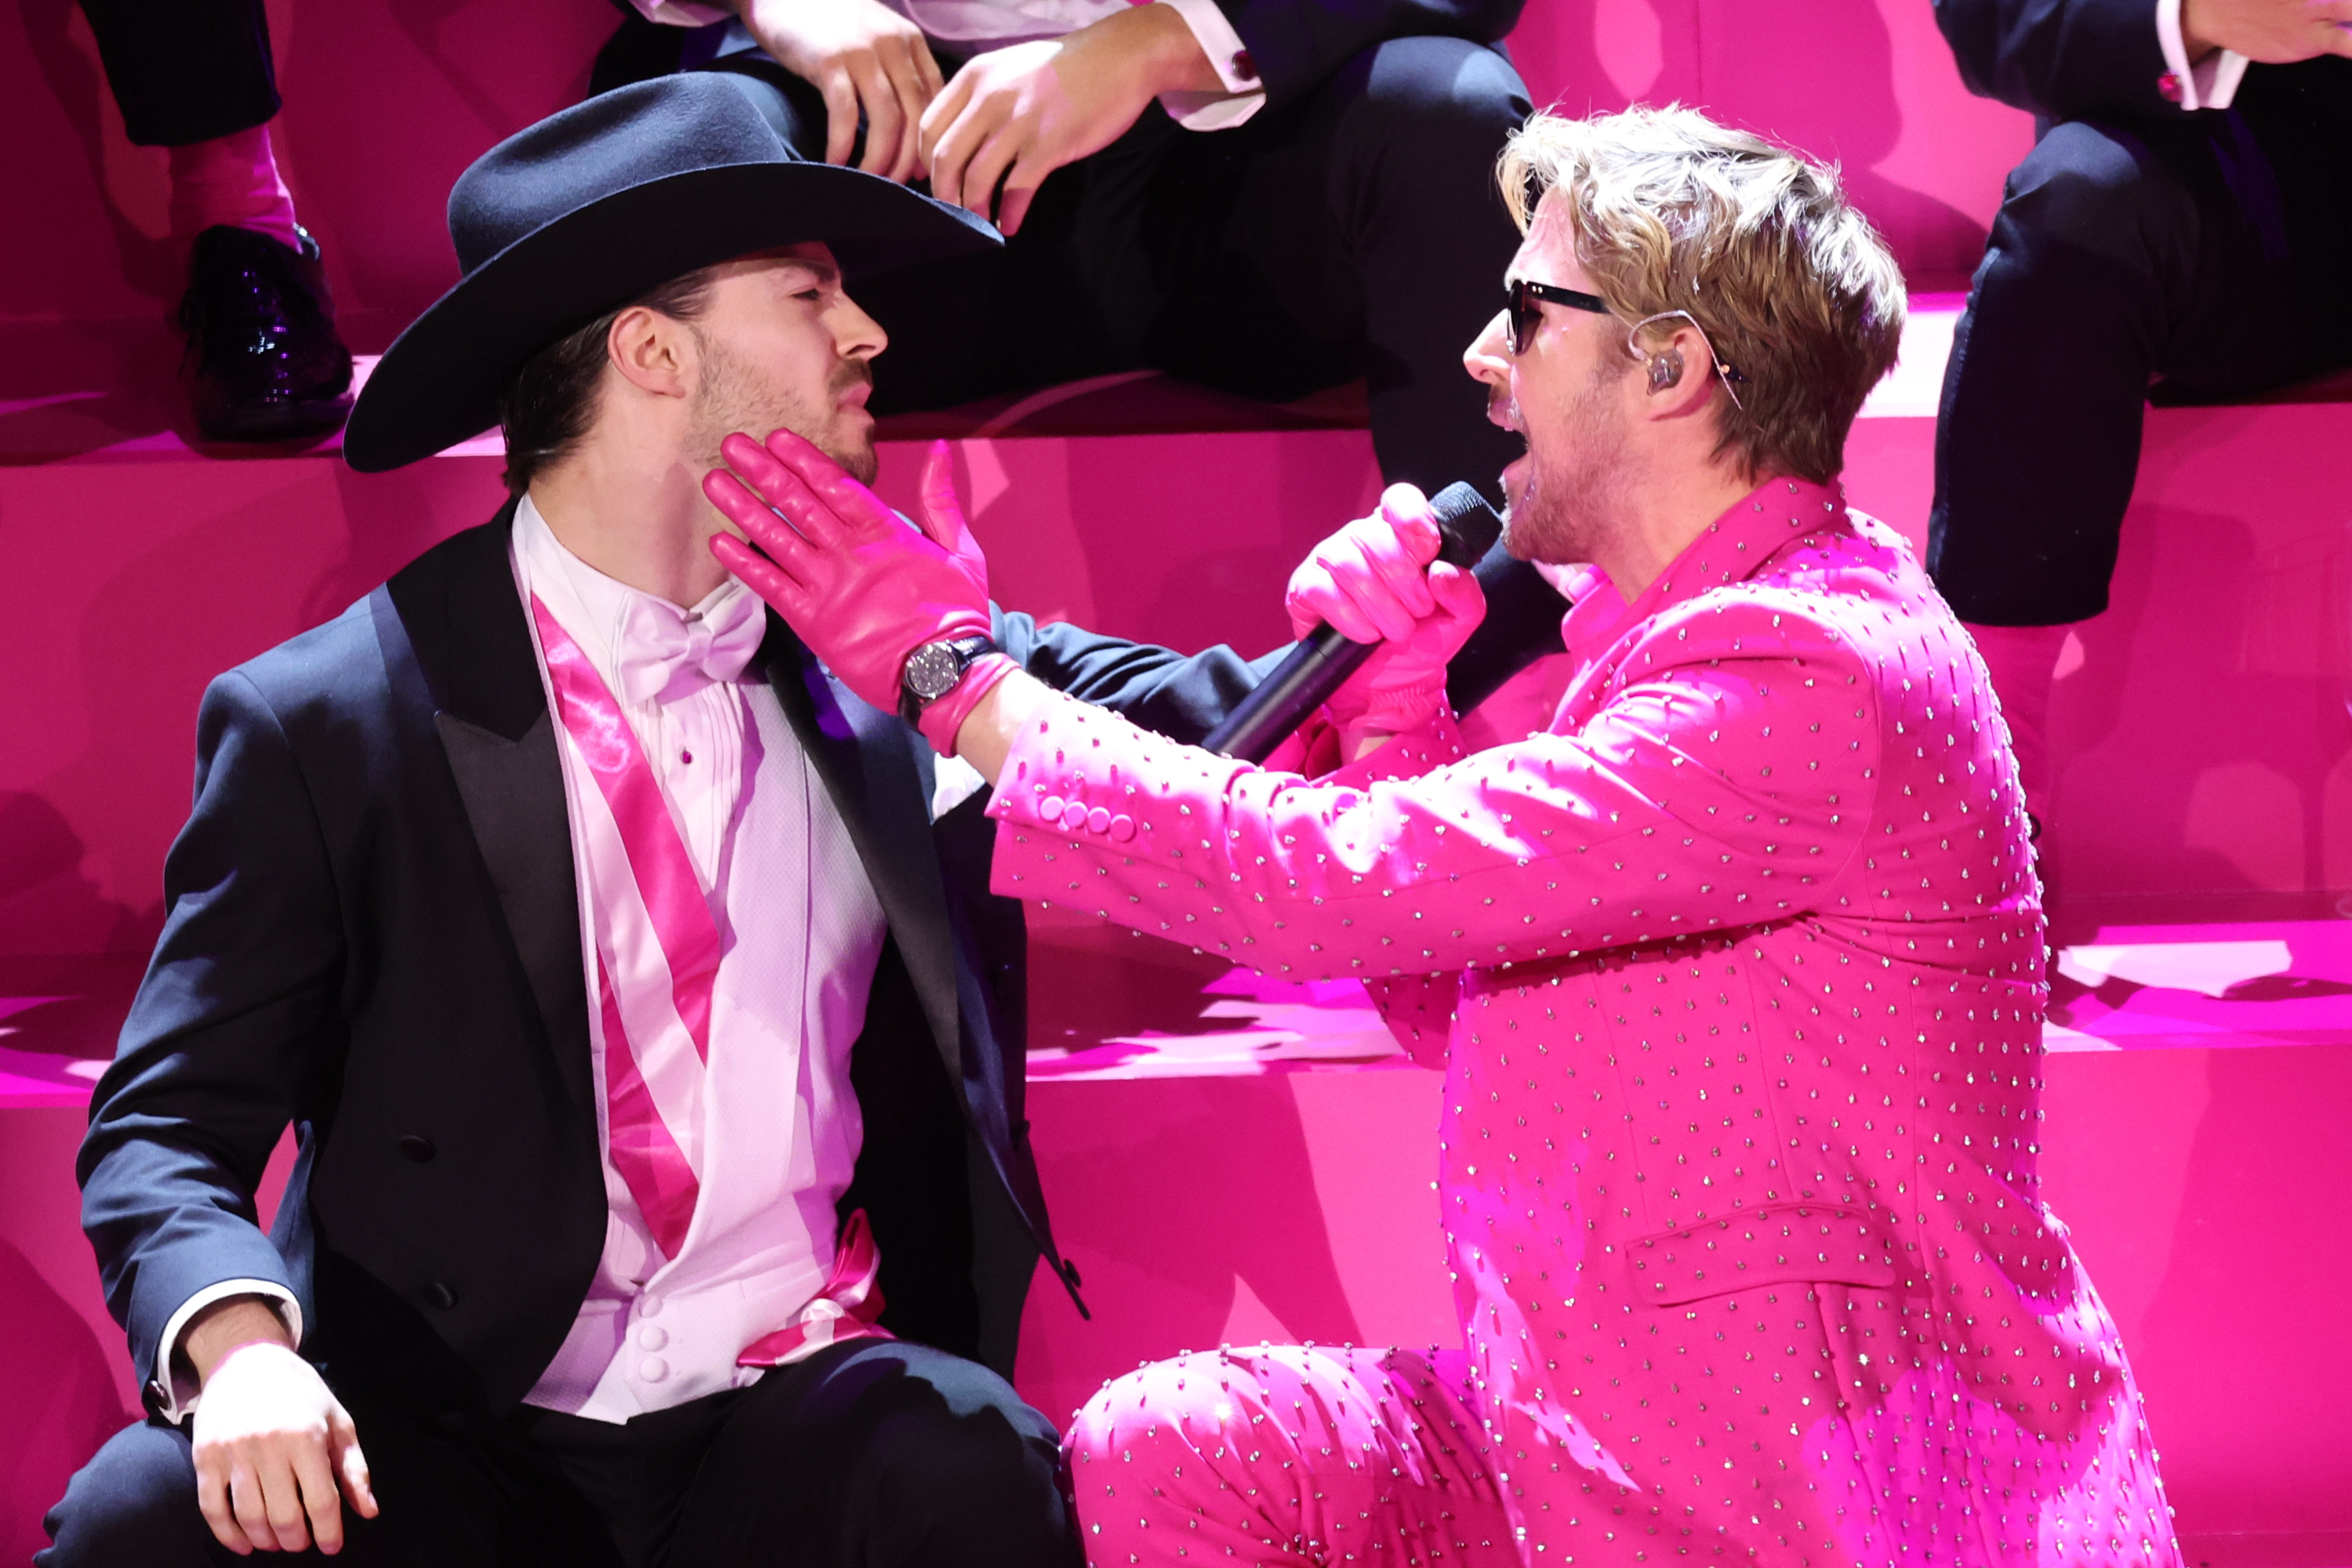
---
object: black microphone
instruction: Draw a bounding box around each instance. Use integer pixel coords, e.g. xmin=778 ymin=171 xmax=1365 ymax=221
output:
xmin=1200 ymin=482 xmax=1505 ymax=762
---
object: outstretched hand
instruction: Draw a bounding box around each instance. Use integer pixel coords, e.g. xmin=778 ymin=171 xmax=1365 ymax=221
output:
xmin=706 ymin=432 xmax=992 ymax=714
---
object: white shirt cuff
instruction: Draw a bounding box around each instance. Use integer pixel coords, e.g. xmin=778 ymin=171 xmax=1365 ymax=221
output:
xmin=1152 ymin=0 xmax=1266 ymax=129
xmin=630 ymin=0 xmax=733 ymax=27
xmin=152 ymin=1280 xmax=303 ymax=1424
xmin=2154 ymin=0 xmax=2249 ymax=109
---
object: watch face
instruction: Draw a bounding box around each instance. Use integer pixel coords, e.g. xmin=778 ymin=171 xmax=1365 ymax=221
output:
xmin=906 ymin=642 xmax=963 ymax=702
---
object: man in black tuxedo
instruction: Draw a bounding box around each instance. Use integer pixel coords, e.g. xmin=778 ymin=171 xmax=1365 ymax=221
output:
xmin=596 ymin=0 xmax=1534 ymax=510
xmin=42 ymin=72 xmax=1290 ymax=1567
xmin=1928 ymin=0 xmax=2352 ymax=826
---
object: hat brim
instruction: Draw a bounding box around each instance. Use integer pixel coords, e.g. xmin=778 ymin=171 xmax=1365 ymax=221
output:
xmin=343 ymin=161 xmax=999 ymax=474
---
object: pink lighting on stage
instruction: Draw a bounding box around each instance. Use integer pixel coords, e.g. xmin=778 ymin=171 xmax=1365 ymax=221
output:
xmin=7 ymin=2 xmax=2352 ymax=1562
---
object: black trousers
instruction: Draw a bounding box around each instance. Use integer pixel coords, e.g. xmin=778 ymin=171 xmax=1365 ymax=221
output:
xmin=38 ymin=1339 xmax=1075 ymax=1567
xmin=711 ymin=40 xmax=1531 ymax=506
xmin=75 ymin=0 xmax=278 ymax=147
xmin=1927 ymin=93 xmax=2352 ymax=627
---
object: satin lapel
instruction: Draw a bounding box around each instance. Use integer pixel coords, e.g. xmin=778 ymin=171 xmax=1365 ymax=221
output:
xmin=382 ymin=507 xmax=592 ymax=1115
xmin=761 ymin=615 xmax=964 ymax=1083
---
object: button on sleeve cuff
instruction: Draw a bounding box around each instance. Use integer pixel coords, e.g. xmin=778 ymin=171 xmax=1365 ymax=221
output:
xmin=1152 ymin=0 xmax=1268 ymax=129
xmin=2154 ymin=0 xmax=2250 ymax=109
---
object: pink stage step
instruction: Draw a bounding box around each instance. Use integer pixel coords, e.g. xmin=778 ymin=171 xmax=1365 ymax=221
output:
xmin=8 ymin=303 xmax=2349 ymax=942
xmin=8 ymin=931 xmax=2351 ymax=1562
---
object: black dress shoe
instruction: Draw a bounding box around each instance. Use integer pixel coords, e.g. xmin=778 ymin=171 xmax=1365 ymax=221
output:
xmin=178 ymin=223 xmax=355 ymax=443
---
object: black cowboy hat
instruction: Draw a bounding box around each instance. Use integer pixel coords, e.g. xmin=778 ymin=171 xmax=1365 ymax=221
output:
xmin=344 ymin=72 xmax=1000 ymax=473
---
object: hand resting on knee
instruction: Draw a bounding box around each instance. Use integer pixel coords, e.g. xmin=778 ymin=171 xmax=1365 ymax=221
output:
xmin=183 ymin=1294 xmax=377 ymax=1555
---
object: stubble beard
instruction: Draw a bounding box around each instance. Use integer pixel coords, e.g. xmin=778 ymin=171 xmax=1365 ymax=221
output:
xmin=1501 ymin=361 xmax=1633 ymax=569
xmin=685 ymin=328 xmax=878 ymax=486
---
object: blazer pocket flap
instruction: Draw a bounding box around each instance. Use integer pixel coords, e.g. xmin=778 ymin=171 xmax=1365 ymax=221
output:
xmin=1623 ymin=1205 xmax=1900 ymax=1307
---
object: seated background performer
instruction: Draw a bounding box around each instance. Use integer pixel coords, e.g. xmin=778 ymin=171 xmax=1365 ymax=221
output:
xmin=1929 ymin=0 xmax=2352 ymax=831
xmin=40 ymin=71 xmax=1309 ymax=1568
xmin=598 ymin=0 xmax=1534 ymax=509
xmin=704 ymin=104 xmax=2185 ymax=1565
xmin=74 ymin=0 xmax=355 ymax=442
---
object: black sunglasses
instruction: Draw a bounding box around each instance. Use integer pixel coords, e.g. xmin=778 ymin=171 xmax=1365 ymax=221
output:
xmin=1508 ymin=278 xmax=1610 ymax=354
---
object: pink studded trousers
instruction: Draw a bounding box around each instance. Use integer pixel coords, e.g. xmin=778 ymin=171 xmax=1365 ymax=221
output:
xmin=1067 ymin=1345 xmax=1516 ymax=1566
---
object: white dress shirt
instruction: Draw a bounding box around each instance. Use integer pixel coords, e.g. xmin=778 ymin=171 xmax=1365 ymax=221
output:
xmin=631 ymin=0 xmax=1266 ymax=129
xmin=2156 ymin=0 xmax=2251 ymax=111
xmin=511 ymin=495 xmax=887 ymax=1421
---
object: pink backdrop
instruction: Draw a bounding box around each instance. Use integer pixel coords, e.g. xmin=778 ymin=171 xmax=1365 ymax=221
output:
xmin=7 ymin=2 xmax=2350 ymax=1563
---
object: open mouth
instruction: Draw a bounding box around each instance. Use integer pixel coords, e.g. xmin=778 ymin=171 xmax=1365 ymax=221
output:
xmin=1487 ymin=390 xmax=1526 ymax=437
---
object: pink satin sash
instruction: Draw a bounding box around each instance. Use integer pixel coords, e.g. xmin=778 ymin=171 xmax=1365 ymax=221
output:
xmin=532 ymin=593 xmax=719 ymax=1256
xmin=530 ymin=590 xmax=890 ymax=1348
xmin=593 ymin=955 xmax=700 ymax=1256
xmin=737 ymin=1209 xmax=894 ymax=1367
xmin=533 ymin=594 xmax=720 ymax=1053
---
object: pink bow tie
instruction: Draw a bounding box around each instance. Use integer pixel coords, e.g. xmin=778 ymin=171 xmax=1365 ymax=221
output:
xmin=615 ymin=583 xmax=768 ymax=707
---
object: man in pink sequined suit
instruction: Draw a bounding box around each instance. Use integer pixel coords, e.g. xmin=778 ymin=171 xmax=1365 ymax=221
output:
xmin=705 ymin=105 xmax=2183 ymax=1567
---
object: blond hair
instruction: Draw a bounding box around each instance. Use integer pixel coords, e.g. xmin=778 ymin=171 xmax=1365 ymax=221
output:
xmin=1498 ymin=105 xmax=1904 ymax=484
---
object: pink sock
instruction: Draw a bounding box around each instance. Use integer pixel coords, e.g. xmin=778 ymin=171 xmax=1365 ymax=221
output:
xmin=169 ymin=124 xmax=301 ymax=252
xmin=1965 ymin=622 xmax=2071 ymax=829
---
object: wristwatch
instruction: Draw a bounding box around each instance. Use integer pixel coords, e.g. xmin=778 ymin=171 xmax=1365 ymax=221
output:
xmin=900 ymin=633 xmax=999 ymax=724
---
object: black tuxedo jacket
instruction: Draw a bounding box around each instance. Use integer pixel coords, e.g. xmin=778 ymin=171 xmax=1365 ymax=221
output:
xmin=1934 ymin=0 xmax=2352 ymax=125
xmin=78 ymin=504 xmax=1269 ymax=1428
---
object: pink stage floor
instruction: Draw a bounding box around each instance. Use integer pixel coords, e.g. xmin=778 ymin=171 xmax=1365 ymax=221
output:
xmin=6 ymin=903 xmax=2352 ymax=1565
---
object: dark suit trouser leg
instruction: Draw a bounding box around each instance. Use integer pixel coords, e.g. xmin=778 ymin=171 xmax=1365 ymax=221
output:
xmin=826 ymin=38 xmax=1529 ymax=503
xmin=74 ymin=0 xmax=281 ymax=147
xmin=42 ymin=1341 xmax=1069 ymax=1568
xmin=1127 ymin=34 xmax=1534 ymax=504
xmin=37 ymin=1397 xmax=617 ymax=1568
xmin=656 ymin=1339 xmax=1073 ymax=1567
xmin=1927 ymin=103 xmax=2352 ymax=627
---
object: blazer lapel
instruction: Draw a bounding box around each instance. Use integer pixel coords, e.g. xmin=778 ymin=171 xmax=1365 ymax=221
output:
xmin=761 ymin=615 xmax=964 ymax=1083
xmin=383 ymin=506 xmax=592 ymax=1114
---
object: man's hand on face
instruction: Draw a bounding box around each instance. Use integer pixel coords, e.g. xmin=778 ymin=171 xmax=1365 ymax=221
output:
xmin=186 ymin=1296 xmax=376 ymax=1555
xmin=705 ymin=429 xmax=993 ymax=714
xmin=919 ymin=2 xmax=1221 ymax=234
xmin=2181 ymin=0 xmax=2352 ymax=63
xmin=737 ymin=0 xmax=943 ymax=181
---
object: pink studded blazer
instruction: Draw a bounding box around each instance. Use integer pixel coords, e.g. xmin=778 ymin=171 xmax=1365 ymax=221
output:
xmin=990 ymin=478 xmax=2180 ymax=1565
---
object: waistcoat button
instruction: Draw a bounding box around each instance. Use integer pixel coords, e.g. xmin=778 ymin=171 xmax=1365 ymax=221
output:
xmin=397 ymin=1135 xmax=436 ymax=1163
xmin=425 ymin=1280 xmax=459 ymax=1310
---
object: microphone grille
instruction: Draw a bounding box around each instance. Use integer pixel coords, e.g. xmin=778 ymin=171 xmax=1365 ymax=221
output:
xmin=1428 ymin=481 xmax=1504 ymax=569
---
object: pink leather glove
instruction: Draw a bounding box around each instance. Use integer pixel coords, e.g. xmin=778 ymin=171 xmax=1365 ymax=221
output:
xmin=706 ymin=432 xmax=993 ymax=723
xmin=1286 ymin=484 xmax=1487 ymax=743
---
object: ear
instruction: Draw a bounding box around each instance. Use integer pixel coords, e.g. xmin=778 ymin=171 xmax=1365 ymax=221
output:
xmin=1631 ymin=321 xmax=1720 ymax=423
xmin=606 ymin=305 xmax=695 ymax=400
